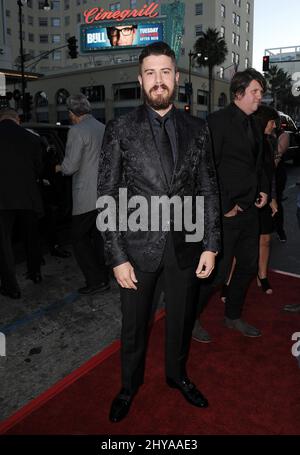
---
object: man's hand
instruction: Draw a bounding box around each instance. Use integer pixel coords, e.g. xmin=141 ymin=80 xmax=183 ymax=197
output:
xmin=55 ymin=164 xmax=62 ymax=173
xmin=113 ymin=261 xmax=138 ymax=290
xmin=196 ymin=251 xmax=216 ymax=279
xmin=270 ymin=198 xmax=278 ymax=217
xmin=255 ymin=192 xmax=268 ymax=208
xmin=224 ymin=204 xmax=243 ymax=217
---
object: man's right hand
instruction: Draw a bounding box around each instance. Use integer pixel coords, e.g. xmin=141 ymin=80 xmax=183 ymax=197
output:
xmin=113 ymin=262 xmax=138 ymax=290
xmin=224 ymin=204 xmax=243 ymax=217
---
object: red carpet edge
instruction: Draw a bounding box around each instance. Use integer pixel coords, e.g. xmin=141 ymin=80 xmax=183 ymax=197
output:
xmin=0 ymin=309 xmax=166 ymax=434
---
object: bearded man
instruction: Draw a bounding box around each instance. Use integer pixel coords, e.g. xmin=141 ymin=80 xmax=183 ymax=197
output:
xmin=97 ymin=42 xmax=220 ymax=423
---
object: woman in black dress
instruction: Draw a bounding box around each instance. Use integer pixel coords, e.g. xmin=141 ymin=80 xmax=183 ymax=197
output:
xmin=254 ymin=105 xmax=280 ymax=294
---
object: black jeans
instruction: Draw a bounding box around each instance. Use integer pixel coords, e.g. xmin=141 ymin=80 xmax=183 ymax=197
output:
xmin=197 ymin=206 xmax=259 ymax=320
xmin=71 ymin=210 xmax=108 ymax=286
xmin=120 ymin=234 xmax=199 ymax=394
xmin=0 ymin=209 xmax=41 ymax=291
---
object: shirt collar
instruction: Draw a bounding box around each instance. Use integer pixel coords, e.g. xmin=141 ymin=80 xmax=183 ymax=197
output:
xmin=232 ymin=102 xmax=251 ymax=122
xmin=145 ymin=104 xmax=175 ymax=124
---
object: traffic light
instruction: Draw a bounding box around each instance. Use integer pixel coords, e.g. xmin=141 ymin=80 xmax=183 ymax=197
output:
xmin=184 ymin=105 xmax=191 ymax=114
xmin=0 ymin=96 xmax=9 ymax=108
xmin=185 ymin=82 xmax=193 ymax=97
xmin=67 ymin=36 xmax=78 ymax=59
xmin=23 ymin=92 xmax=33 ymax=117
xmin=13 ymin=89 xmax=21 ymax=101
xmin=262 ymin=55 xmax=270 ymax=72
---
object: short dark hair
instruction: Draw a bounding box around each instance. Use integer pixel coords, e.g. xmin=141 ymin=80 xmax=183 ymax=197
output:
xmin=230 ymin=68 xmax=266 ymax=98
xmin=139 ymin=41 xmax=177 ymax=72
xmin=254 ymin=104 xmax=279 ymax=132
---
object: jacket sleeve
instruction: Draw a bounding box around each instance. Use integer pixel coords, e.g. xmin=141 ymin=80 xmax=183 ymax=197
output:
xmin=97 ymin=121 xmax=129 ymax=268
xmin=61 ymin=127 xmax=84 ymax=176
xmin=198 ymin=124 xmax=221 ymax=254
xmin=207 ymin=114 xmax=236 ymax=213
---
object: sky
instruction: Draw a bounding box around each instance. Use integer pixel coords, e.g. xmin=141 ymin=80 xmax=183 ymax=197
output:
xmin=253 ymin=0 xmax=300 ymax=72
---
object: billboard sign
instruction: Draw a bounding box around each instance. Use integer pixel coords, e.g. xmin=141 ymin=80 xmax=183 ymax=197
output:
xmin=83 ymin=2 xmax=159 ymax=24
xmin=81 ymin=22 xmax=164 ymax=52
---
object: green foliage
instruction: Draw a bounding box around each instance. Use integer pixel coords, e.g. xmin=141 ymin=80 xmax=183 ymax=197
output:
xmin=192 ymin=28 xmax=228 ymax=113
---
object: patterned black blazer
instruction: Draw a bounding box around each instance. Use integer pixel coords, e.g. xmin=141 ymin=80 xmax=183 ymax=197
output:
xmin=97 ymin=105 xmax=220 ymax=272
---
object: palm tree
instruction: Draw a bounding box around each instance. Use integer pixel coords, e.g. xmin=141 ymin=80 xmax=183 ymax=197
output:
xmin=264 ymin=65 xmax=292 ymax=110
xmin=193 ymin=28 xmax=228 ymax=113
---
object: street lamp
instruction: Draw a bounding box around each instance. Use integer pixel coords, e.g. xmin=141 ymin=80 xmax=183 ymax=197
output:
xmin=17 ymin=0 xmax=50 ymax=119
xmin=187 ymin=50 xmax=201 ymax=110
xmin=17 ymin=0 xmax=26 ymax=118
xmin=43 ymin=0 xmax=51 ymax=11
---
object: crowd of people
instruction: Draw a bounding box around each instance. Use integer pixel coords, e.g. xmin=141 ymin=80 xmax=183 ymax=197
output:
xmin=0 ymin=41 xmax=299 ymax=424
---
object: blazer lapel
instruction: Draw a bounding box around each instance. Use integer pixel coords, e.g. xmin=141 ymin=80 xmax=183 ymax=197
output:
xmin=171 ymin=109 xmax=189 ymax=188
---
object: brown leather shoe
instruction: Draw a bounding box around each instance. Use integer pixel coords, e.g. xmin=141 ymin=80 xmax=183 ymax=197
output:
xmin=283 ymin=304 xmax=300 ymax=313
xmin=224 ymin=317 xmax=261 ymax=337
xmin=192 ymin=320 xmax=212 ymax=343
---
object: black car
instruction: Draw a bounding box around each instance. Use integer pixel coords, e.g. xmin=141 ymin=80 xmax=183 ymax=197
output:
xmin=278 ymin=112 xmax=300 ymax=165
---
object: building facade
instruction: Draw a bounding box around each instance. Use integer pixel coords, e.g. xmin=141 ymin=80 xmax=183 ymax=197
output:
xmin=266 ymin=45 xmax=300 ymax=78
xmin=2 ymin=0 xmax=254 ymax=121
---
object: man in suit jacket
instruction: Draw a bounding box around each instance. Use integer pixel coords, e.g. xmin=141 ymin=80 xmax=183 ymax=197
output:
xmin=97 ymin=42 xmax=220 ymax=423
xmin=56 ymin=94 xmax=108 ymax=295
xmin=193 ymin=68 xmax=269 ymax=342
xmin=0 ymin=108 xmax=43 ymax=299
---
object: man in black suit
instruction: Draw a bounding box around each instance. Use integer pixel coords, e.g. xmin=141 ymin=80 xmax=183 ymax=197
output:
xmin=193 ymin=69 xmax=268 ymax=342
xmin=0 ymin=109 xmax=43 ymax=299
xmin=97 ymin=42 xmax=220 ymax=422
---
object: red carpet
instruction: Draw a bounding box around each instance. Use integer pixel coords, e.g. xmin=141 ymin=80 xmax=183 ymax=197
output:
xmin=1 ymin=271 xmax=300 ymax=435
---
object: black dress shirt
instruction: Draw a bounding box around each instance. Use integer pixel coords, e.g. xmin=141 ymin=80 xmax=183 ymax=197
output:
xmin=146 ymin=104 xmax=177 ymax=162
xmin=232 ymin=103 xmax=257 ymax=159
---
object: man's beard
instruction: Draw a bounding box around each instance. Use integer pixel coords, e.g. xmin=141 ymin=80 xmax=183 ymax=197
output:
xmin=143 ymin=83 xmax=177 ymax=110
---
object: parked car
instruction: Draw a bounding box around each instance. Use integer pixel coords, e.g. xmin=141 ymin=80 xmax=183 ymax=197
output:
xmin=278 ymin=112 xmax=300 ymax=165
xmin=16 ymin=123 xmax=73 ymax=244
xmin=22 ymin=122 xmax=69 ymax=164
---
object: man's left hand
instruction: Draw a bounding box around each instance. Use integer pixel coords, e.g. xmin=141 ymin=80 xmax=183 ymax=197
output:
xmin=196 ymin=251 xmax=216 ymax=279
xmin=255 ymin=192 xmax=268 ymax=208
xmin=55 ymin=164 xmax=62 ymax=173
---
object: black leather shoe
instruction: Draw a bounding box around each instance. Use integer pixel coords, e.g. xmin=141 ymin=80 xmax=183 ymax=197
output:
xmin=78 ymin=282 xmax=110 ymax=295
xmin=50 ymin=245 xmax=71 ymax=258
xmin=0 ymin=286 xmax=21 ymax=299
xmin=109 ymin=388 xmax=135 ymax=423
xmin=166 ymin=377 xmax=209 ymax=408
xmin=26 ymin=272 xmax=42 ymax=284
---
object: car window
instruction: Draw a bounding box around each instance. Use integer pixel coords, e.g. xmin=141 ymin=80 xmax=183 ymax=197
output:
xmin=280 ymin=115 xmax=297 ymax=132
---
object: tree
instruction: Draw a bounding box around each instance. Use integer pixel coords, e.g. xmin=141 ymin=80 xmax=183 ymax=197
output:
xmin=193 ymin=28 xmax=228 ymax=113
xmin=264 ymin=65 xmax=292 ymax=110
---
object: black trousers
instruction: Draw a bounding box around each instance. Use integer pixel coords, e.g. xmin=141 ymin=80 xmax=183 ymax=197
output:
xmin=197 ymin=207 xmax=259 ymax=320
xmin=120 ymin=234 xmax=199 ymax=394
xmin=71 ymin=210 xmax=108 ymax=286
xmin=0 ymin=209 xmax=41 ymax=291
